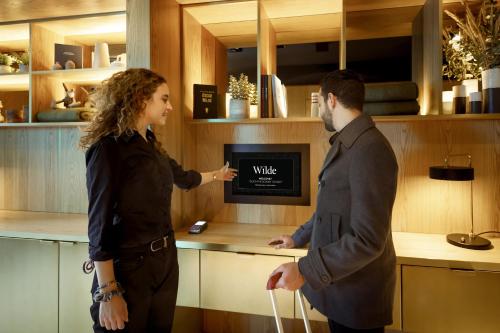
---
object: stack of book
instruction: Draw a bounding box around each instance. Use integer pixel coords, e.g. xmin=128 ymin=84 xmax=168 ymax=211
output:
xmin=260 ymin=74 xmax=287 ymax=118
xmin=363 ymin=81 xmax=420 ymax=116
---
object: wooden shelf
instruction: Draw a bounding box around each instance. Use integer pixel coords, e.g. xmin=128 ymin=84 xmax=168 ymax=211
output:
xmin=0 ymin=73 xmax=29 ymax=91
xmin=0 ymin=122 xmax=89 ymax=128
xmin=31 ymin=67 xmax=124 ymax=85
xmin=189 ymin=114 xmax=500 ymax=124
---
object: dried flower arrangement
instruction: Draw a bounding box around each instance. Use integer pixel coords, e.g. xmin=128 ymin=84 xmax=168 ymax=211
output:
xmin=443 ymin=0 xmax=500 ymax=80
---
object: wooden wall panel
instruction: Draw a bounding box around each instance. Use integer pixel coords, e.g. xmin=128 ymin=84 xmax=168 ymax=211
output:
xmin=215 ymin=38 xmax=228 ymax=118
xmin=126 ymin=0 xmax=151 ymax=68
xmin=187 ymin=119 xmax=500 ymax=235
xmin=151 ymin=0 xmax=185 ymax=230
xmin=30 ymin=24 xmax=65 ymax=71
xmin=0 ymin=128 xmax=86 ymax=213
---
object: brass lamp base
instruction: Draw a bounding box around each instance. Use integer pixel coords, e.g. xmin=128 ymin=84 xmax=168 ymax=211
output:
xmin=447 ymin=233 xmax=491 ymax=250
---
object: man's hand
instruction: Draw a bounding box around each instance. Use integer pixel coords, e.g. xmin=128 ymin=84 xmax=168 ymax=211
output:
xmin=269 ymin=262 xmax=305 ymax=291
xmin=268 ymin=235 xmax=295 ymax=249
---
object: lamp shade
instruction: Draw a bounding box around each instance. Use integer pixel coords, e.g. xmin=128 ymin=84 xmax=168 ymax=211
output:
xmin=429 ymin=166 xmax=474 ymax=181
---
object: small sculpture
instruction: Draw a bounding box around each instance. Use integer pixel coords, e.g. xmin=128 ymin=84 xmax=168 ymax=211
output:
xmin=52 ymin=83 xmax=81 ymax=109
xmin=0 ymin=100 xmax=4 ymax=122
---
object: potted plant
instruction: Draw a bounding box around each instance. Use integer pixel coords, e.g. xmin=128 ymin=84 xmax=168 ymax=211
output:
xmin=228 ymin=73 xmax=252 ymax=119
xmin=14 ymin=52 xmax=29 ymax=73
xmin=0 ymin=53 xmax=13 ymax=74
xmin=444 ymin=0 xmax=500 ymax=113
xmin=248 ymin=82 xmax=258 ymax=118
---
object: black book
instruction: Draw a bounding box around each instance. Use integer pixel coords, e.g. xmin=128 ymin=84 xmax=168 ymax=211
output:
xmin=193 ymin=84 xmax=218 ymax=119
xmin=55 ymin=43 xmax=83 ymax=69
xmin=260 ymin=75 xmax=268 ymax=118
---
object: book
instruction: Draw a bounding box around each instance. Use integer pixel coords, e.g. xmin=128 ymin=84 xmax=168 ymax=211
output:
xmin=193 ymin=84 xmax=218 ymax=119
xmin=271 ymin=75 xmax=287 ymax=118
xmin=55 ymin=43 xmax=83 ymax=69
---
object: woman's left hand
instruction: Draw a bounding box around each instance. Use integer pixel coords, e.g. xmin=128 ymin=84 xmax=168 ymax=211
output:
xmin=215 ymin=162 xmax=237 ymax=181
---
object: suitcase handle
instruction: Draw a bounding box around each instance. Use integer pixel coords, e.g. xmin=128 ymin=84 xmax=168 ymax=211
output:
xmin=266 ymin=272 xmax=312 ymax=333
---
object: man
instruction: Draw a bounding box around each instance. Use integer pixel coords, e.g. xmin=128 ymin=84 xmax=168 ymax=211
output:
xmin=269 ymin=69 xmax=398 ymax=333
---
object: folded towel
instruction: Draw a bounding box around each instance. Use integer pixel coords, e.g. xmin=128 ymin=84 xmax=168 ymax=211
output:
xmin=365 ymin=81 xmax=419 ymax=102
xmin=363 ymin=101 xmax=420 ymax=116
xmin=37 ymin=108 xmax=96 ymax=122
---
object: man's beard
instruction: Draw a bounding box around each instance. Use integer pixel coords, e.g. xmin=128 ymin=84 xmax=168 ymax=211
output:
xmin=321 ymin=108 xmax=335 ymax=132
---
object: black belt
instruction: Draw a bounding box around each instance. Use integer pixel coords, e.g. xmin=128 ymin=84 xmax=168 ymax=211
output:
xmin=119 ymin=232 xmax=174 ymax=256
xmin=82 ymin=232 xmax=174 ymax=274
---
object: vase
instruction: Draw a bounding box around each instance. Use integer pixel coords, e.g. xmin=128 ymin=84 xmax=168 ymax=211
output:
xmin=92 ymin=42 xmax=110 ymax=68
xmin=452 ymin=85 xmax=466 ymax=114
xmin=18 ymin=64 xmax=28 ymax=73
xmin=481 ymin=67 xmax=500 ymax=114
xmin=229 ymin=99 xmax=249 ymax=119
xmin=0 ymin=65 xmax=12 ymax=73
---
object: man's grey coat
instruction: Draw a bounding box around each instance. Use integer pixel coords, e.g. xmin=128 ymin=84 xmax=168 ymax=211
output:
xmin=292 ymin=114 xmax=398 ymax=329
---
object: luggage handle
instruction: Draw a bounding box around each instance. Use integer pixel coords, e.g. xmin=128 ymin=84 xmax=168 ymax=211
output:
xmin=266 ymin=272 xmax=312 ymax=333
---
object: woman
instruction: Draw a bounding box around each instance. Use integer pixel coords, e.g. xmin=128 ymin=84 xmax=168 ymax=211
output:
xmin=80 ymin=68 xmax=236 ymax=332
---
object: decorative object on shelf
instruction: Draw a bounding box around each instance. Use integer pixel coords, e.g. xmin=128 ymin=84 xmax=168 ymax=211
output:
xmin=228 ymin=73 xmax=251 ymax=119
xmin=444 ymin=0 xmax=499 ymax=113
xmin=52 ymin=61 xmax=63 ymax=70
xmin=481 ymin=66 xmax=500 ymax=113
xmin=363 ymin=81 xmax=420 ymax=115
xmin=310 ymin=92 xmax=319 ymax=117
xmin=93 ymin=42 xmax=111 ymax=68
xmin=37 ymin=107 xmax=95 ymax=122
xmin=442 ymin=91 xmax=454 ymax=114
xmin=249 ymin=82 xmax=258 ymax=118
xmin=442 ymin=30 xmax=481 ymax=82
xmin=260 ymin=74 xmax=273 ymax=118
xmin=5 ymin=107 xmax=27 ymax=123
xmin=0 ymin=100 xmax=4 ymax=122
xmin=65 ymin=60 xmax=76 ymax=70
xmin=0 ymin=53 xmax=13 ymax=73
xmin=429 ymin=154 xmax=491 ymax=250
xmin=55 ymin=43 xmax=83 ymax=69
xmin=470 ymin=91 xmax=483 ymax=113
xmin=52 ymin=83 xmax=81 ymax=109
xmin=271 ymin=75 xmax=287 ymax=118
xmin=111 ymin=53 xmax=126 ymax=67
xmin=12 ymin=51 xmax=29 ymax=73
xmin=452 ymin=84 xmax=467 ymax=114
xmin=193 ymin=84 xmax=218 ymax=119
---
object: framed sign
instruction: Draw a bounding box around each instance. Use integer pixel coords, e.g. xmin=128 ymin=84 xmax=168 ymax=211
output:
xmin=224 ymin=144 xmax=310 ymax=206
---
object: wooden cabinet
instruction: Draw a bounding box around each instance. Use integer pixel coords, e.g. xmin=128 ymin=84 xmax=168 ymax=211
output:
xmin=0 ymin=237 xmax=59 ymax=333
xmin=402 ymin=265 xmax=500 ymax=333
xmin=200 ymin=250 xmax=295 ymax=318
xmin=177 ymin=248 xmax=200 ymax=307
xmin=59 ymin=242 xmax=93 ymax=333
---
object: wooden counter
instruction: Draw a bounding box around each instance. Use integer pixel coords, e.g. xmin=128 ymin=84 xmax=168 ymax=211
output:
xmin=1 ymin=210 xmax=500 ymax=271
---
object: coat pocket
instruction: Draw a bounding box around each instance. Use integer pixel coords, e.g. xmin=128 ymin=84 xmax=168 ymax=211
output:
xmin=330 ymin=213 xmax=341 ymax=242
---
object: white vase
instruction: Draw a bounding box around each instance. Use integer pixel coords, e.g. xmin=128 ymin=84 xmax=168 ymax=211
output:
xmin=229 ymin=99 xmax=249 ymax=119
xmin=0 ymin=65 xmax=12 ymax=73
xmin=92 ymin=42 xmax=110 ymax=68
xmin=481 ymin=67 xmax=500 ymax=113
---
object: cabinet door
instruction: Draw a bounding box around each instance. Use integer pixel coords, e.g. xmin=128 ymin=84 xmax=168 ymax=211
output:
xmin=59 ymin=242 xmax=94 ymax=333
xmin=177 ymin=248 xmax=200 ymax=307
xmin=200 ymin=250 xmax=295 ymax=318
xmin=0 ymin=238 xmax=58 ymax=333
xmin=402 ymin=265 xmax=500 ymax=333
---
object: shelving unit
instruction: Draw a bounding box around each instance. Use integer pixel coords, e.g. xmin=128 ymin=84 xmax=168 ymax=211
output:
xmin=0 ymin=12 xmax=126 ymax=127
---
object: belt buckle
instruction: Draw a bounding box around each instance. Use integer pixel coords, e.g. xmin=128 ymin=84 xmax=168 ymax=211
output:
xmin=150 ymin=236 xmax=168 ymax=252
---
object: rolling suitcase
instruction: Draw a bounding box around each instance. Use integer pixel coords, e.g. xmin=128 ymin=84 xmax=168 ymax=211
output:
xmin=266 ymin=272 xmax=312 ymax=333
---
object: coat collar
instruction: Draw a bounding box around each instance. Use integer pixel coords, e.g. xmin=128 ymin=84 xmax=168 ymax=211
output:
xmin=335 ymin=114 xmax=374 ymax=149
xmin=319 ymin=114 xmax=374 ymax=179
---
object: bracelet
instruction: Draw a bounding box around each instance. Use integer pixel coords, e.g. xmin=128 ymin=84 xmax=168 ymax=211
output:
xmin=93 ymin=282 xmax=125 ymax=303
xmin=98 ymin=280 xmax=117 ymax=289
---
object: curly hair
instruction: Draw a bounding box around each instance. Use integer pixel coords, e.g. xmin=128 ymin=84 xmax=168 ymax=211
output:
xmin=79 ymin=68 xmax=167 ymax=150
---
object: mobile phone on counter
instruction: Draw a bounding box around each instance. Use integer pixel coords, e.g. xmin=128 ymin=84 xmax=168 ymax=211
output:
xmin=188 ymin=220 xmax=208 ymax=234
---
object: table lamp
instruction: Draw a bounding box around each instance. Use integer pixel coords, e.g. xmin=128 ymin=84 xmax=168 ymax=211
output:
xmin=429 ymin=154 xmax=491 ymax=250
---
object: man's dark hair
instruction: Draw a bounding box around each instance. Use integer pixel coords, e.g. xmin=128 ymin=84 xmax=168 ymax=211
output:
xmin=320 ymin=69 xmax=364 ymax=111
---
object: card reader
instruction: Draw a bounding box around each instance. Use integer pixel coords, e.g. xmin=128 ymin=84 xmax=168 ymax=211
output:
xmin=188 ymin=220 xmax=208 ymax=234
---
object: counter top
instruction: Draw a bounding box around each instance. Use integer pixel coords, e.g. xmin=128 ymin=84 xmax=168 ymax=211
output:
xmin=1 ymin=210 xmax=500 ymax=271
